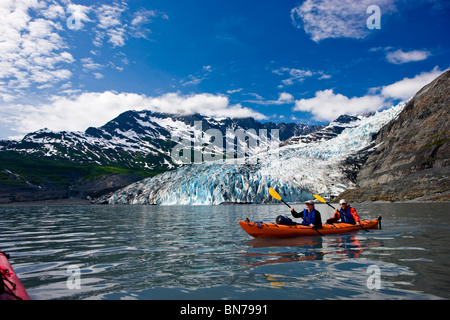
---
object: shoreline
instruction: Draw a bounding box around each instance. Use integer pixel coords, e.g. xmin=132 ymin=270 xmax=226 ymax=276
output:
xmin=0 ymin=198 xmax=92 ymax=207
xmin=0 ymin=197 xmax=448 ymax=207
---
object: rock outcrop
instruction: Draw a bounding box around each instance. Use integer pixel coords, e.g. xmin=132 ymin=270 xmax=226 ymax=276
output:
xmin=337 ymin=70 xmax=450 ymax=202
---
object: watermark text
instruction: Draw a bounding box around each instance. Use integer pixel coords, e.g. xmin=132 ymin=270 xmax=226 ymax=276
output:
xmin=170 ymin=121 xmax=280 ymax=164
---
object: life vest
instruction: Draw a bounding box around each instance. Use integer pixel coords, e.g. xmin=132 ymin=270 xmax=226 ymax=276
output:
xmin=338 ymin=206 xmax=358 ymax=224
xmin=302 ymin=209 xmax=317 ymax=226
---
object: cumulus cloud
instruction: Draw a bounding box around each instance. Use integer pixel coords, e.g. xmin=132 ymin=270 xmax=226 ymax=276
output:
xmin=293 ymin=67 xmax=446 ymax=121
xmin=146 ymin=92 xmax=266 ymax=119
xmin=294 ymin=89 xmax=385 ymax=121
xmin=380 ymin=67 xmax=444 ymax=100
xmin=0 ymin=91 xmax=267 ymax=136
xmin=291 ymin=0 xmax=395 ymax=42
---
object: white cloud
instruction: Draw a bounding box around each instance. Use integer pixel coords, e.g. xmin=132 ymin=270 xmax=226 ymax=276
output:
xmin=81 ymin=57 xmax=103 ymax=72
xmin=226 ymin=88 xmax=243 ymax=94
xmin=272 ymin=66 xmax=330 ymax=88
xmin=93 ymin=73 xmax=104 ymax=79
xmin=180 ymin=65 xmax=214 ymax=86
xmin=291 ymin=0 xmax=395 ymax=42
xmin=293 ymin=67 xmax=446 ymax=121
xmin=246 ymin=93 xmax=264 ymax=100
xmin=66 ymin=3 xmax=92 ymax=29
xmin=93 ymin=2 xmax=128 ymax=47
xmin=278 ymin=92 xmax=294 ymax=103
xmin=318 ymin=74 xmax=332 ymax=80
xmin=380 ymin=67 xmax=444 ymax=100
xmin=245 ymin=92 xmax=294 ymax=105
xmin=0 ymin=0 xmax=74 ymax=91
xmin=0 ymin=0 xmax=169 ymax=97
xmin=294 ymin=89 xmax=385 ymax=121
xmin=273 ymin=67 xmax=313 ymax=87
xmin=130 ymin=9 xmax=168 ymax=39
xmin=0 ymin=91 xmax=267 ymax=136
xmin=92 ymin=3 xmax=169 ymax=47
xmin=385 ymin=49 xmax=431 ymax=64
xmin=147 ymin=92 xmax=266 ymax=119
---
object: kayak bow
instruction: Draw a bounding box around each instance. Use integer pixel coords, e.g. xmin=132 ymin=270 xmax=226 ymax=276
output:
xmin=1 ymin=251 xmax=30 ymax=300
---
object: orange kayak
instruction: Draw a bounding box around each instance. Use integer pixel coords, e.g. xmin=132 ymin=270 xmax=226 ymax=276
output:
xmin=239 ymin=218 xmax=380 ymax=238
xmin=1 ymin=251 xmax=30 ymax=300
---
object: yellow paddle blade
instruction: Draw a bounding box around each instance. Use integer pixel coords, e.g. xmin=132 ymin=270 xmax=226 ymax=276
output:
xmin=313 ymin=194 xmax=327 ymax=203
xmin=269 ymin=188 xmax=282 ymax=201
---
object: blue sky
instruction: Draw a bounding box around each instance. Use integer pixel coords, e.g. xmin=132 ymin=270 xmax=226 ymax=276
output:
xmin=0 ymin=0 xmax=449 ymax=139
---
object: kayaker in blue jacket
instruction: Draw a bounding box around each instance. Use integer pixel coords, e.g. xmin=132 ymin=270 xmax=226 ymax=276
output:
xmin=290 ymin=200 xmax=322 ymax=229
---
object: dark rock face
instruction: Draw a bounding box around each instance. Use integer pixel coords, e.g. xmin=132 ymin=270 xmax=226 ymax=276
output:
xmin=338 ymin=70 xmax=450 ymax=202
xmin=69 ymin=174 xmax=143 ymax=199
xmin=0 ymin=184 xmax=68 ymax=204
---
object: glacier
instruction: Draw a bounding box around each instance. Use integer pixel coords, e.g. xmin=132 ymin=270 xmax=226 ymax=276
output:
xmin=104 ymin=101 xmax=407 ymax=205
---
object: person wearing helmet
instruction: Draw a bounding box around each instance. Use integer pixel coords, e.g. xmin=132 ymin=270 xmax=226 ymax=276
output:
xmin=326 ymin=199 xmax=361 ymax=225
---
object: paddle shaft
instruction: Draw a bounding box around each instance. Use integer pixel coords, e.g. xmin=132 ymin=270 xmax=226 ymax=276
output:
xmin=279 ymin=198 xmax=292 ymax=209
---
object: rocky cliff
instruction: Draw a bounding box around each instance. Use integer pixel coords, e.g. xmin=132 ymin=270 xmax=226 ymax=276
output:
xmin=337 ymin=70 xmax=450 ymax=202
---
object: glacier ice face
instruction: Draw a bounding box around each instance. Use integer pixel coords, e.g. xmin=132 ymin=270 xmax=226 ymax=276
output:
xmin=105 ymin=102 xmax=406 ymax=205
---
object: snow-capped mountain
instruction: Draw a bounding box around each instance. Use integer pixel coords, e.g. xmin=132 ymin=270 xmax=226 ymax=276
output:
xmin=102 ymin=101 xmax=407 ymax=205
xmin=0 ymin=111 xmax=318 ymax=172
xmin=281 ymin=114 xmax=363 ymax=146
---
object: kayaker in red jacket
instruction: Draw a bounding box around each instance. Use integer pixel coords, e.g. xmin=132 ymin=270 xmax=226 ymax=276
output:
xmin=327 ymin=199 xmax=361 ymax=225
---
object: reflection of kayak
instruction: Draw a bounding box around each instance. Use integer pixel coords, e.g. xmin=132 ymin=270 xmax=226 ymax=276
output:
xmin=239 ymin=218 xmax=380 ymax=238
xmin=1 ymin=251 xmax=30 ymax=300
xmin=246 ymin=236 xmax=322 ymax=248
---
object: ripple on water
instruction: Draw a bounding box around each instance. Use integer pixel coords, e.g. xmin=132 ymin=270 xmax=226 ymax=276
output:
xmin=1 ymin=204 xmax=449 ymax=300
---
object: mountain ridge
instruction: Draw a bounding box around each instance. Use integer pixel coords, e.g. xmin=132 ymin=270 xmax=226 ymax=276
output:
xmin=0 ymin=110 xmax=331 ymax=203
xmin=337 ymin=70 xmax=450 ymax=202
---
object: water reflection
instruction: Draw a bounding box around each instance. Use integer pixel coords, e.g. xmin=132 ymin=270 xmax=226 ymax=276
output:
xmin=243 ymin=234 xmax=383 ymax=267
xmin=1 ymin=203 xmax=448 ymax=300
xmin=326 ymin=235 xmax=364 ymax=259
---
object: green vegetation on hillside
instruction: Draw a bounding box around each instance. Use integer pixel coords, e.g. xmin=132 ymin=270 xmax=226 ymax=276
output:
xmin=0 ymin=151 xmax=163 ymax=188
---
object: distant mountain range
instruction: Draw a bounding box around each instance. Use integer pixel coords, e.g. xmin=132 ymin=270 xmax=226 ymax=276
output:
xmin=1 ymin=111 xmax=322 ymax=170
xmin=0 ymin=110 xmax=361 ymax=203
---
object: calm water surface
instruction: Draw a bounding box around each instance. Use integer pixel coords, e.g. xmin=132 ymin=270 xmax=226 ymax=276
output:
xmin=0 ymin=202 xmax=449 ymax=300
